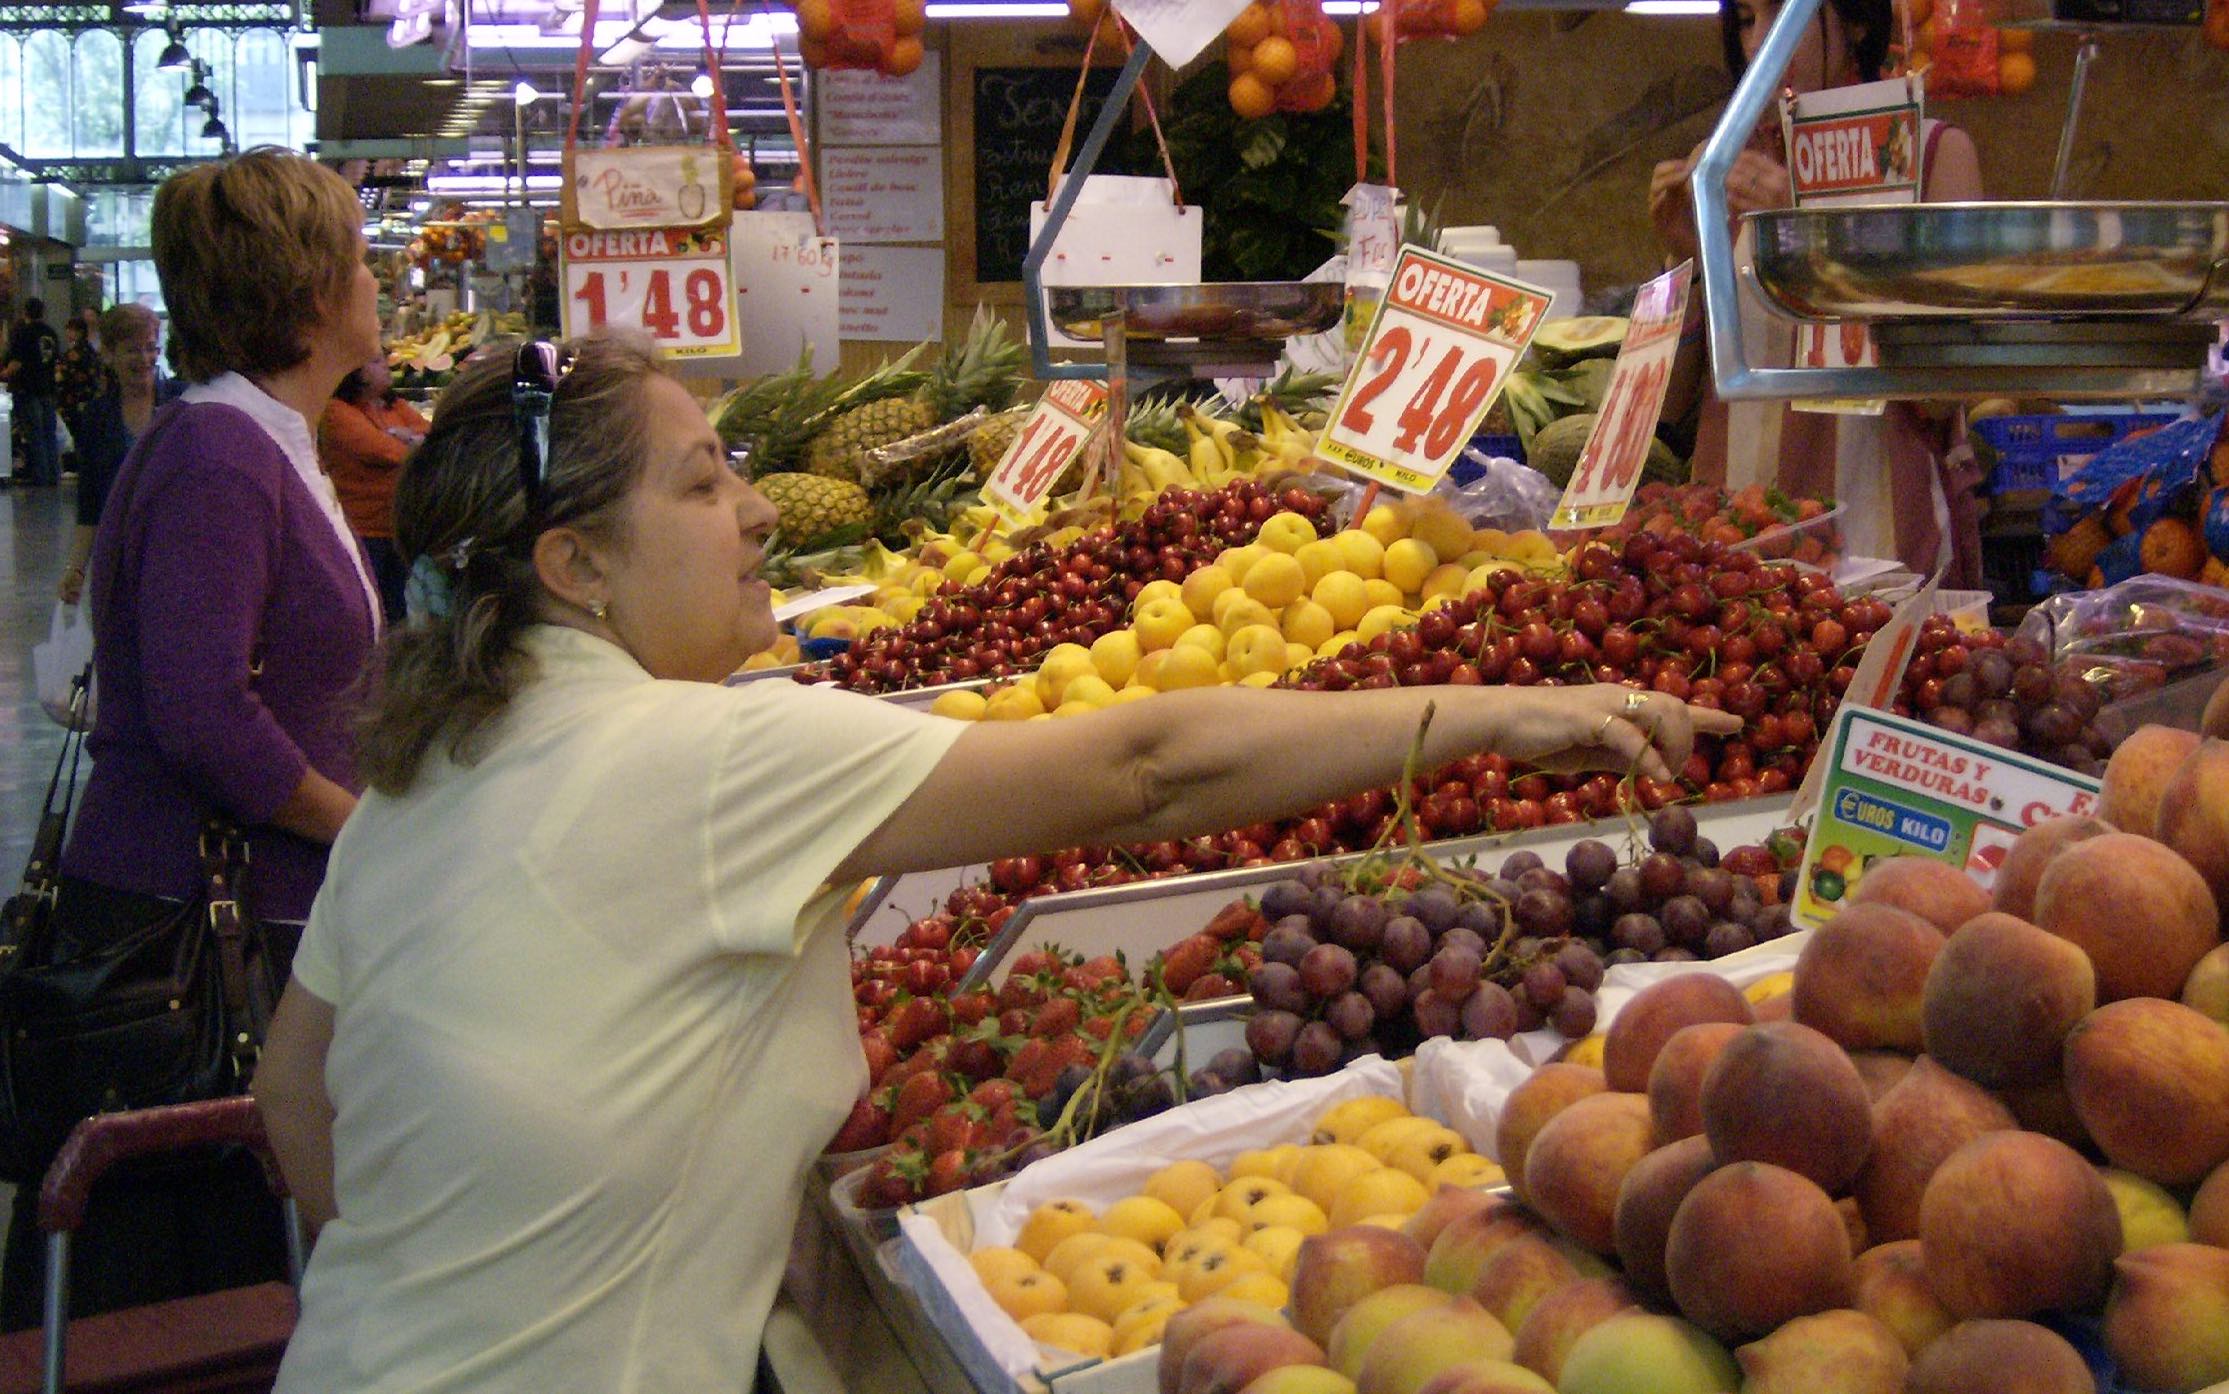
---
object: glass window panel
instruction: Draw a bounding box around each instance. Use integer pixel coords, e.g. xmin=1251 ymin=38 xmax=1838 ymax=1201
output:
xmin=72 ymin=30 xmax=125 ymax=158
xmin=21 ymin=31 xmax=72 ymax=158
xmin=0 ymin=39 xmax=21 ymax=153
xmin=233 ymin=29 xmax=290 ymax=150
xmin=132 ymin=29 xmax=186 ymax=158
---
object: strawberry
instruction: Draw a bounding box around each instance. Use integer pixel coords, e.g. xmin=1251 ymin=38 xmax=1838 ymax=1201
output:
xmin=858 ymin=1150 xmax=927 ymax=1210
xmin=826 ymin=1093 xmax=889 ymax=1154
xmin=997 ymin=1008 xmax=1032 ymax=1038
xmin=996 ymin=976 xmax=1045 ymax=1014
xmin=1031 ymin=997 xmax=1082 ymax=1039
xmin=1202 ymin=902 xmax=1263 ymax=943
xmin=924 ymin=1149 xmax=973 ymax=1198
xmin=969 ymin=1079 xmax=1021 ymax=1113
xmin=1009 ymin=949 xmax=1065 ymax=979
xmin=1051 ymin=1034 xmax=1099 ymax=1071
xmin=1184 ymin=972 xmax=1239 ymax=1001
xmin=924 ymin=1102 xmax=986 ymax=1156
xmin=948 ymin=990 xmax=995 ymax=1027
xmin=890 ymin=1072 xmax=954 ymax=1137
xmin=858 ymin=1028 xmax=898 ymax=1085
xmin=1159 ymin=935 xmax=1220 ymax=994
xmin=1082 ymin=1014 xmax=1115 ymax=1042
xmin=885 ymin=996 xmax=948 ymax=1053
xmin=949 ymin=1032 xmax=1004 ymax=1084
xmin=1006 ymin=1039 xmax=1062 ymax=1097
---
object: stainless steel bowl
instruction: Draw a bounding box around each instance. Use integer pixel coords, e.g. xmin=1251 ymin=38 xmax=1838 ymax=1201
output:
xmin=1048 ymin=281 xmax=1345 ymax=342
xmin=1747 ymin=202 xmax=2229 ymax=320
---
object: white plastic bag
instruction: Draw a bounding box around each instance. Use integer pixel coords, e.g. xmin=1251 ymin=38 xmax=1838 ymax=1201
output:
xmin=33 ymin=602 xmax=94 ymax=728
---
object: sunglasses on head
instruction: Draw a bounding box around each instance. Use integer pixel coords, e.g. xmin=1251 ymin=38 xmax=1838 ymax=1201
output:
xmin=512 ymin=341 xmax=576 ymax=510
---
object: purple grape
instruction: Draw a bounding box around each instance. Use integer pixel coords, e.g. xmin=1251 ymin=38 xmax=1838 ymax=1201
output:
xmin=1013 ymin=1140 xmax=1058 ymax=1169
xmin=1482 ymin=877 xmax=1522 ymax=906
xmin=1380 ymin=916 xmax=1433 ymax=973
xmin=1327 ymin=991 xmax=1376 ymax=1041
xmin=1650 ymin=805 xmax=1699 ymax=856
xmin=1262 ymin=918 xmax=1318 ymax=967
xmin=1574 ymin=892 xmax=1613 ymax=938
xmin=1940 ymin=671 xmax=1978 ymax=711
xmin=1406 ymin=887 xmax=1460 ymax=934
xmin=1654 ymin=946 xmax=1699 ymax=962
xmin=1972 ymin=648 xmax=2013 ymax=697
xmin=1517 ymin=867 xmax=1572 ymax=898
xmin=1259 ymin=880 xmax=1313 ymax=920
xmin=1299 ymin=943 xmax=1359 ymax=998
xmin=1750 ymin=906 xmax=1795 ymax=942
xmin=1407 ymin=964 xmax=1434 ymax=1000
xmin=1329 ymin=895 xmax=1389 ymax=954
xmin=1207 ymin=1048 xmax=1260 ymax=1086
xmin=1460 ymin=982 xmax=1519 ymax=1040
xmin=1307 ymin=884 xmax=1344 ymax=927
xmin=1249 ymin=962 xmax=1311 ymax=1014
xmin=2025 ymin=702 xmax=2082 ymax=748
xmin=1411 ymin=988 xmax=1460 ymax=1038
xmin=1566 ymin=839 xmax=1618 ymax=892
xmin=1778 ymin=867 xmax=1800 ymax=903
xmin=1359 ymin=962 xmax=1410 ymax=1019
xmin=1660 ymin=895 xmax=1711 ymax=948
xmin=1687 ymin=867 xmax=1734 ymax=916
xmin=1455 ymin=900 xmax=1506 ymax=938
xmin=1639 ymin=852 xmax=1686 ymax=902
xmin=1187 ymin=1069 xmax=1230 ymax=1098
xmin=1516 ymin=888 xmax=1575 ymax=938
xmin=1439 ymin=927 xmax=1488 ymax=960
xmin=1691 ymin=837 xmax=1720 ymax=869
xmin=1294 ymin=863 xmax=1330 ymax=889
xmin=1245 ymin=1009 xmax=1302 ymax=1064
xmin=1290 ymin=1020 xmax=1344 ymax=1075
xmin=1605 ymin=946 xmax=1648 ymax=968
xmin=1605 ymin=867 xmax=1647 ymax=914
xmin=1498 ymin=850 xmax=1545 ymax=878
xmin=1120 ymin=1073 xmax=1175 ymax=1119
xmin=1705 ymin=922 xmax=1757 ymax=958
xmin=1522 ymin=961 xmax=1567 ymax=1010
xmin=1727 ymin=880 xmax=1762 ymax=922
xmin=1930 ymin=706 xmax=1975 ymax=736
xmin=1553 ymin=942 xmax=1605 ymax=992
xmin=1428 ymin=945 xmax=1483 ymax=1002
xmin=1551 ymin=988 xmax=1597 ymax=1038
xmin=1611 ymin=913 xmax=1666 ymax=955
xmin=1511 ymin=996 xmax=1546 ymax=1032
xmin=1974 ymin=717 xmax=2021 ymax=749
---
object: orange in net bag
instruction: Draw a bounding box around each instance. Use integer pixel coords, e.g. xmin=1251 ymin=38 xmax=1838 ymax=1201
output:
xmin=1226 ymin=0 xmax=1343 ymax=117
xmin=794 ymin=0 xmax=926 ymax=77
xmin=1366 ymin=0 xmax=1494 ymax=43
xmin=1922 ymin=0 xmax=1999 ymax=98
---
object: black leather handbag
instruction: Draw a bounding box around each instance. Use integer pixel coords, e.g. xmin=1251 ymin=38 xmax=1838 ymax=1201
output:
xmin=0 ymin=668 xmax=276 ymax=1185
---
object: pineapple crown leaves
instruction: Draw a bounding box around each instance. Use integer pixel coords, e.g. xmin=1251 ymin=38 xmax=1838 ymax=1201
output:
xmin=926 ymin=306 xmax=1029 ymax=421
xmin=718 ymin=343 xmax=932 ymax=473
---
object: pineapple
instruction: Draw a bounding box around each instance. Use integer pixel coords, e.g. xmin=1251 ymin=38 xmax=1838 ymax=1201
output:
xmin=969 ymin=406 xmax=1030 ymax=479
xmin=807 ymin=307 xmax=1027 ymax=482
xmin=759 ymin=472 xmax=873 ymax=552
xmin=715 ymin=344 xmax=928 ymax=475
xmin=1233 ymin=366 xmax=1340 ymax=435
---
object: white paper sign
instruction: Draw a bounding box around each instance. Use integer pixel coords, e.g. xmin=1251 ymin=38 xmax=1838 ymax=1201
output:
xmin=839 ymin=244 xmax=945 ymax=342
xmin=1111 ymin=0 xmax=1252 ymax=66
xmin=565 ymin=146 xmax=727 ymax=230
xmin=560 ymin=226 xmax=739 ymax=361
xmin=1029 ymin=176 xmax=1200 ymax=350
xmin=818 ymin=52 xmax=941 ymax=146
xmin=1318 ymin=245 xmax=1554 ymax=494
xmin=1551 ymin=261 xmax=1692 ymax=531
xmin=822 ymin=147 xmax=945 ymax=244
xmin=731 ymin=212 xmax=840 ymax=376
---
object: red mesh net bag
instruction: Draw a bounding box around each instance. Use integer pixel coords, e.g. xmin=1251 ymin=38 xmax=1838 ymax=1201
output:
xmin=1369 ymin=0 xmax=1495 ymax=43
xmin=794 ymin=0 xmax=926 ymax=77
xmin=1924 ymin=0 xmax=2000 ymax=98
xmin=1226 ymin=0 xmax=1343 ymax=116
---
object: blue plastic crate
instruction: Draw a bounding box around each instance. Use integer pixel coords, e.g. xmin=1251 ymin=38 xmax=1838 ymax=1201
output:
xmin=1974 ymin=411 xmax=2182 ymax=493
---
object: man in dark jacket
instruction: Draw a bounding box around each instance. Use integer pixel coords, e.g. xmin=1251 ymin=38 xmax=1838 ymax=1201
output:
xmin=2 ymin=298 xmax=63 ymax=486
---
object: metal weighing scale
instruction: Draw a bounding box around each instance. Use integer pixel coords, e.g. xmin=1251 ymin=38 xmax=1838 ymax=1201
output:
xmin=1018 ymin=41 xmax=1345 ymax=447
xmin=1693 ymin=0 xmax=2228 ymax=401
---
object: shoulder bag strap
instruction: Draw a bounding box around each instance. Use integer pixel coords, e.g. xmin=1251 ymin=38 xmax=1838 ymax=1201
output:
xmin=198 ymin=823 xmax=266 ymax=1075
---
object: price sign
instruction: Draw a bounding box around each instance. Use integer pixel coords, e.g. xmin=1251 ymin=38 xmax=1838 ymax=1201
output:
xmin=1790 ymin=705 xmax=2101 ymax=930
xmin=560 ymin=227 xmax=740 ymax=361
xmin=1318 ymin=246 xmax=1553 ymax=494
xmin=982 ymin=380 xmax=1109 ymax=527
xmin=1550 ymin=262 xmax=1693 ymax=531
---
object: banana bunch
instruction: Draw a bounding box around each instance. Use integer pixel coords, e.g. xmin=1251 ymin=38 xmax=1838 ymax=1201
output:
xmin=1254 ymin=398 xmax=1320 ymax=467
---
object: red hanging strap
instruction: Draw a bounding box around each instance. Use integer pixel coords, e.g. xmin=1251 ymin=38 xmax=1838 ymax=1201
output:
xmin=564 ymin=0 xmax=602 ymax=156
xmin=1380 ymin=0 xmax=1398 ymax=188
xmin=1352 ymin=9 xmax=1370 ymax=185
xmin=1046 ymin=17 xmax=1103 ymax=202
xmin=770 ymin=26 xmax=825 ymax=233
xmin=1113 ymin=22 xmax=1185 ymax=206
xmin=693 ymin=0 xmax=733 ymax=149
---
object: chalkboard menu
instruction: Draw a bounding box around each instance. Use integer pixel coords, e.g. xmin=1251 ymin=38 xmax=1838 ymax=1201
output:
xmin=971 ymin=65 xmax=1124 ymax=285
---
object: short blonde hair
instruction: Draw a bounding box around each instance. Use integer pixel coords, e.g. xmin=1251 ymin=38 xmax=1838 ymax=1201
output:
xmin=151 ymin=147 xmax=364 ymax=383
xmin=97 ymin=303 xmax=157 ymax=352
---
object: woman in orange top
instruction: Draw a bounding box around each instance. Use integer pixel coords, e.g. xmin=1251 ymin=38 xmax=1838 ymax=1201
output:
xmin=321 ymin=354 xmax=427 ymax=622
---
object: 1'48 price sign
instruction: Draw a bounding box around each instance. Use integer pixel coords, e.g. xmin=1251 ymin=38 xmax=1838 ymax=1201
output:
xmin=983 ymin=379 xmax=1108 ymax=526
xmin=561 ymin=227 xmax=740 ymax=360
xmin=1317 ymin=246 xmax=1553 ymax=494
xmin=1550 ymin=261 xmax=1693 ymax=531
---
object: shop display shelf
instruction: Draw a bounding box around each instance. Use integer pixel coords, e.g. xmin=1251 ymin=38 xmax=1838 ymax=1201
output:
xmin=952 ymin=797 xmax=1797 ymax=993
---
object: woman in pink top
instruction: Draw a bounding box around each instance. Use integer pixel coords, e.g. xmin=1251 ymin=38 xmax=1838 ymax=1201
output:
xmin=1651 ymin=0 xmax=1987 ymax=584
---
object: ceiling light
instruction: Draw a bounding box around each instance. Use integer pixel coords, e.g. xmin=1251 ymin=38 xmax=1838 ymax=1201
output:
xmin=923 ymin=2 xmax=1062 ymax=12
xmin=424 ymin=77 xmax=462 ymax=87
xmin=123 ymin=0 xmax=168 ymax=13
xmin=691 ymin=72 xmax=716 ymax=98
xmin=513 ymin=80 xmax=540 ymax=105
xmin=1624 ymin=1 xmax=1722 ymax=12
xmin=201 ymin=113 xmax=228 ymax=141
xmin=157 ymin=29 xmax=192 ymax=70
xmin=183 ymin=63 xmax=213 ymax=108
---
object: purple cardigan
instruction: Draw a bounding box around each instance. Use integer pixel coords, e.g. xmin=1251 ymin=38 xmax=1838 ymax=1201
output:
xmin=61 ymin=400 xmax=376 ymax=922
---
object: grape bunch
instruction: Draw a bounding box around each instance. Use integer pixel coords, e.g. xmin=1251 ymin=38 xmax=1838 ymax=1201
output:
xmin=1896 ymin=618 xmax=2113 ymax=776
xmin=1234 ymin=807 xmax=1807 ymax=1078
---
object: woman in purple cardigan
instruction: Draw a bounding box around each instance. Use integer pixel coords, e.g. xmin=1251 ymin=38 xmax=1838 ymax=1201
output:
xmin=2 ymin=149 xmax=384 ymax=1328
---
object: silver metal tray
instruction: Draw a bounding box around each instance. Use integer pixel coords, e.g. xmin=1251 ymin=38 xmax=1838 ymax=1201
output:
xmin=1748 ymin=202 xmax=2229 ymax=321
xmin=1048 ymin=281 xmax=1344 ymax=343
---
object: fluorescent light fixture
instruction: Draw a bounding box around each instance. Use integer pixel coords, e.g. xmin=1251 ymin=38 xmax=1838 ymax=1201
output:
xmin=1625 ymin=1 xmax=1721 ymax=12
xmin=122 ymin=0 xmax=167 ymax=14
xmin=424 ymin=77 xmax=462 ymax=86
xmin=157 ymin=30 xmax=192 ymax=70
xmin=1323 ymin=1 xmax=1382 ymax=10
xmin=514 ymin=80 xmax=541 ymax=105
xmin=425 ymin=174 xmax=562 ymax=193
xmin=923 ymin=2 xmax=1065 ymax=13
xmin=183 ymin=62 xmax=214 ymax=107
xmin=691 ymin=72 xmax=716 ymax=98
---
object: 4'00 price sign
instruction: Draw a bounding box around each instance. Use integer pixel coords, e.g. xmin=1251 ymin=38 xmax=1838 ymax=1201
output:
xmin=1550 ymin=261 xmax=1694 ymax=531
xmin=1317 ymin=247 xmax=1553 ymax=494
xmin=983 ymin=379 xmax=1109 ymax=526
xmin=561 ymin=227 xmax=740 ymax=360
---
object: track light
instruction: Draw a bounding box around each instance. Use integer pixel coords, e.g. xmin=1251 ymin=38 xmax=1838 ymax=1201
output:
xmin=183 ymin=61 xmax=213 ymax=108
xmin=690 ymin=72 xmax=715 ymax=99
xmin=157 ymin=28 xmax=191 ymax=71
xmin=201 ymin=113 xmax=228 ymax=141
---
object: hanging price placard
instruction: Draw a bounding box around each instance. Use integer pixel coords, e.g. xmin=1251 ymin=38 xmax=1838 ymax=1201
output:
xmin=1317 ymin=246 xmax=1553 ymax=494
xmin=561 ymin=227 xmax=740 ymax=360
xmin=1550 ymin=261 xmax=1693 ymax=531
xmin=983 ymin=379 xmax=1109 ymax=527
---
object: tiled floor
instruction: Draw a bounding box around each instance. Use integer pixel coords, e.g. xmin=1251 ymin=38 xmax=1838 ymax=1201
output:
xmin=0 ymin=482 xmax=74 ymax=884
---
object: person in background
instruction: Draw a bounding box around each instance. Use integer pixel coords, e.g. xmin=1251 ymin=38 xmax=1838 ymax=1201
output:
xmin=251 ymin=333 xmax=1740 ymax=1392
xmin=1651 ymin=0 xmax=1985 ymax=583
xmin=55 ymin=314 xmax=104 ymax=480
xmin=3 ymin=147 xmax=384 ymax=1330
xmin=1 ymin=297 xmax=62 ymax=486
xmin=321 ymin=354 xmax=428 ymax=622
xmin=57 ymin=305 xmax=171 ymax=605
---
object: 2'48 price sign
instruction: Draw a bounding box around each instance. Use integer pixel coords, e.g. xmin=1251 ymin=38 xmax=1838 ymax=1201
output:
xmin=1317 ymin=247 xmax=1553 ymax=494
xmin=561 ymin=227 xmax=740 ymax=361
xmin=1549 ymin=261 xmax=1693 ymax=531
xmin=982 ymin=379 xmax=1108 ymax=527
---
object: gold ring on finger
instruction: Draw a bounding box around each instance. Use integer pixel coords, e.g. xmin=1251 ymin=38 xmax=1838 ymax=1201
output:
xmin=1596 ymin=712 xmax=1618 ymax=742
xmin=1624 ymin=690 xmax=1649 ymax=717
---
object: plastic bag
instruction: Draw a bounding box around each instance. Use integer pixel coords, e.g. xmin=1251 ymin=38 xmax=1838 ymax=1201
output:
xmin=2016 ymin=574 xmax=2229 ymax=702
xmin=1445 ymin=449 xmax=1559 ymax=532
xmin=1369 ymin=0 xmax=1494 ymax=42
xmin=32 ymin=602 xmax=94 ymax=729
xmin=2043 ymin=411 xmax=2227 ymax=585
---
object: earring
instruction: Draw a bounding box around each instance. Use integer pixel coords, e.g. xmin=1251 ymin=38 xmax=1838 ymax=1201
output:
xmin=589 ymin=599 xmax=609 ymax=621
